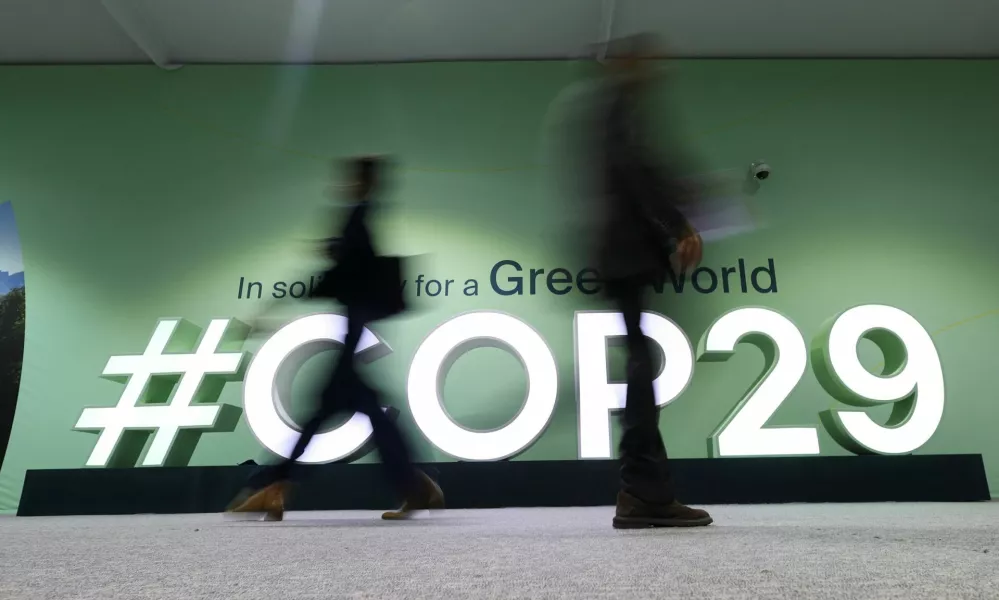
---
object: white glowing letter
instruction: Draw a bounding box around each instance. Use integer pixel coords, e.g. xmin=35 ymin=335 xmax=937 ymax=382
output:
xmin=407 ymin=312 xmax=558 ymax=461
xmin=242 ymin=313 xmax=387 ymax=463
xmin=575 ymin=311 xmax=694 ymax=459
xmin=812 ymin=304 xmax=944 ymax=455
xmin=699 ymin=307 xmax=819 ymax=457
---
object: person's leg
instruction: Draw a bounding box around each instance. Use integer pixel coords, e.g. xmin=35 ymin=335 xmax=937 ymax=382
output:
xmin=246 ymin=404 xmax=334 ymax=488
xmin=606 ymin=276 xmax=712 ymax=528
xmin=227 ymin=313 xmax=361 ymax=518
xmin=339 ymin=308 xmax=443 ymax=518
xmin=227 ymin=394 xmax=337 ymax=521
xmin=343 ymin=364 xmax=442 ymax=520
xmin=271 ymin=398 xmax=338 ymax=483
xmin=261 ymin=328 xmax=358 ymax=485
xmin=350 ymin=379 xmax=420 ymax=496
xmin=607 ymin=277 xmax=674 ymax=503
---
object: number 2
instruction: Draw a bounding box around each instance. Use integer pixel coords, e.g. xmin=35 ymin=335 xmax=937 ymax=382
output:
xmin=698 ymin=307 xmax=820 ymax=457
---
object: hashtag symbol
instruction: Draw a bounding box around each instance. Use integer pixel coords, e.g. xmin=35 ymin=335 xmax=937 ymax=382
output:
xmin=75 ymin=318 xmax=249 ymax=467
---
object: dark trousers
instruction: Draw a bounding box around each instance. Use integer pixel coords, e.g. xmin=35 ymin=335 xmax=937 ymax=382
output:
xmin=258 ymin=307 xmax=418 ymax=498
xmin=605 ymin=276 xmax=676 ymax=504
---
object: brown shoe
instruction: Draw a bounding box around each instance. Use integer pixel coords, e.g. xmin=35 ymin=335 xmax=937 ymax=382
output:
xmin=226 ymin=481 xmax=289 ymax=522
xmin=613 ymin=491 xmax=713 ymax=529
xmin=382 ymin=471 xmax=445 ymax=520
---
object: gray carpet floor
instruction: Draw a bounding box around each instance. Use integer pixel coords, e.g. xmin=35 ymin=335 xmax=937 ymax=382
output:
xmin=2 ymin=503 xmax=997 ymax=599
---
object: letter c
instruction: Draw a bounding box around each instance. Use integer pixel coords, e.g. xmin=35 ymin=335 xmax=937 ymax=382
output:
xmin=243 ymin=313 xmax=388 ymax=463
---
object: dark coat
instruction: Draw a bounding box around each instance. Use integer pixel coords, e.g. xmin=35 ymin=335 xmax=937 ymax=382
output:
xmin=593 ymin=78 xmax=691 ymax=281
xmin=313 ymin=201 xmax=405 ymax=320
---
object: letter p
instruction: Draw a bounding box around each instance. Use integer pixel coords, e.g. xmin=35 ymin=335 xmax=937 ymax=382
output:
xmin=574 ymin=311 xmax=694 ymax=459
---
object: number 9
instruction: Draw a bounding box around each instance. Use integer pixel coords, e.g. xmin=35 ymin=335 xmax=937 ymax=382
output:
xmin=811 ymin=304 xmax=944 ymax=455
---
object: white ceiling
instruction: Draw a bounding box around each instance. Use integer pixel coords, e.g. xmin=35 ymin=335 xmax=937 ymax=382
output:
xmin=1 ymin=0 xmax=998 ymax=66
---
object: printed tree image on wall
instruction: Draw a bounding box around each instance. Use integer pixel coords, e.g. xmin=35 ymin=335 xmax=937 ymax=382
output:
xmin=0 ymin=202 xmax=25 ymax=470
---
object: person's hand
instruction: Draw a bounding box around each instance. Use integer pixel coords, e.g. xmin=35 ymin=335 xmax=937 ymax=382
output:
xmin=673 ymin=224 xmax=703 ymax=273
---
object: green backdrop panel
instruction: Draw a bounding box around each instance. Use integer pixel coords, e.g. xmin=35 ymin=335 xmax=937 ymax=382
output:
xmin=1 ymin=60 xmax=997 ymax=513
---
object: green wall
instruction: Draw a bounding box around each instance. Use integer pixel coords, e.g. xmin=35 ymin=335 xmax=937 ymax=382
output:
xmin=1 ymin=60 xmax=998 ymax=513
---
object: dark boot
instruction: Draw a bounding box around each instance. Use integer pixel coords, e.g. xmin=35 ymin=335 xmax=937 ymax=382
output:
xmin=225 ymin=481 xmax=289 ymax=522
xmin=613 ymin=490 xmax=713 ymax=529
xmin=382 ymin=470 xmax=445 ymax=520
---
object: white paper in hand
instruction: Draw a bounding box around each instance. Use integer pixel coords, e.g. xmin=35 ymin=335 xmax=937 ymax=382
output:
xmin=680 ymin=169 xmax=763 ymax=242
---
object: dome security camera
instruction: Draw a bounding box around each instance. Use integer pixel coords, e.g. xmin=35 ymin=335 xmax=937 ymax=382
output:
xmin=743 ymin=160 xmax=771 ymax=195
xmin=749 ymin=161 xmax=771 ymax=181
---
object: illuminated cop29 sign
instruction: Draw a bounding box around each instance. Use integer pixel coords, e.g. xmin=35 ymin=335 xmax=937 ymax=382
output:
xmin=241 ymin=304 xmax=944 ymax=463
xmin=75 ymin=304 xmax=944 ymax=467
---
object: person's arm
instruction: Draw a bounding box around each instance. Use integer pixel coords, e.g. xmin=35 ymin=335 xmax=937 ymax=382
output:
xmin=634 ymin=160 xmax=703 ymax=272
xmin=605 ymin=94 xmax=692 ymax=241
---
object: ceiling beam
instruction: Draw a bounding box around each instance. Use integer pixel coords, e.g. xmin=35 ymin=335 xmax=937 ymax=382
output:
xmin=101 ymin=0 xmax=182 ymax=70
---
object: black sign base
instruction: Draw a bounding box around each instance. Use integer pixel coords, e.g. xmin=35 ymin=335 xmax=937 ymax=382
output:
xmin=17 ymin=455 xmax=991 ymax=517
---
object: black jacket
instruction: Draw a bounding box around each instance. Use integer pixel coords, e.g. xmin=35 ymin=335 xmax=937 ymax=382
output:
xmin=313 ymin=201 xmax=404 ymax=319
xmin=327 ymin=202 xmax=377 ymax=267
xmin=593 ymin=78 xmax=690 ymax=280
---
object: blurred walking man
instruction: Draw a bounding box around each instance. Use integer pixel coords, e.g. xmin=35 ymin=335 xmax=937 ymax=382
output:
xmin=227 ymin=157 xmax=443 ymax=521
xmin=586 ymin=35 xmax=713 ymax=528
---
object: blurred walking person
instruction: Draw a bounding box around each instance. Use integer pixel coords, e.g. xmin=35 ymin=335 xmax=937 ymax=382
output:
xmin=227 ymin=157 xmax=443 ymax=521
xmin=577 ymin=35 xmax=713 ymax=528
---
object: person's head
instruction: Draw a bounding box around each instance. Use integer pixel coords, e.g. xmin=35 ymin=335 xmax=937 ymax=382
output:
xmin=603 ymin=33 xmax=664 ymax=84
xmin=339 ymin=155 xmax=388 ymax=202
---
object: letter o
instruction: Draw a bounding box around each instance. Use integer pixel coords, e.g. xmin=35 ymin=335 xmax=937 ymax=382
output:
xmin=243 ymin=313 xmax=385 ymax=463
xmin=407 ymin=312 xmax=558 ymax=461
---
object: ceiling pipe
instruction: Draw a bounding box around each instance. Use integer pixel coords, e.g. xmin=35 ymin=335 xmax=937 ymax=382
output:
xmin=101 ymin=0 xmax=182 ymax=71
